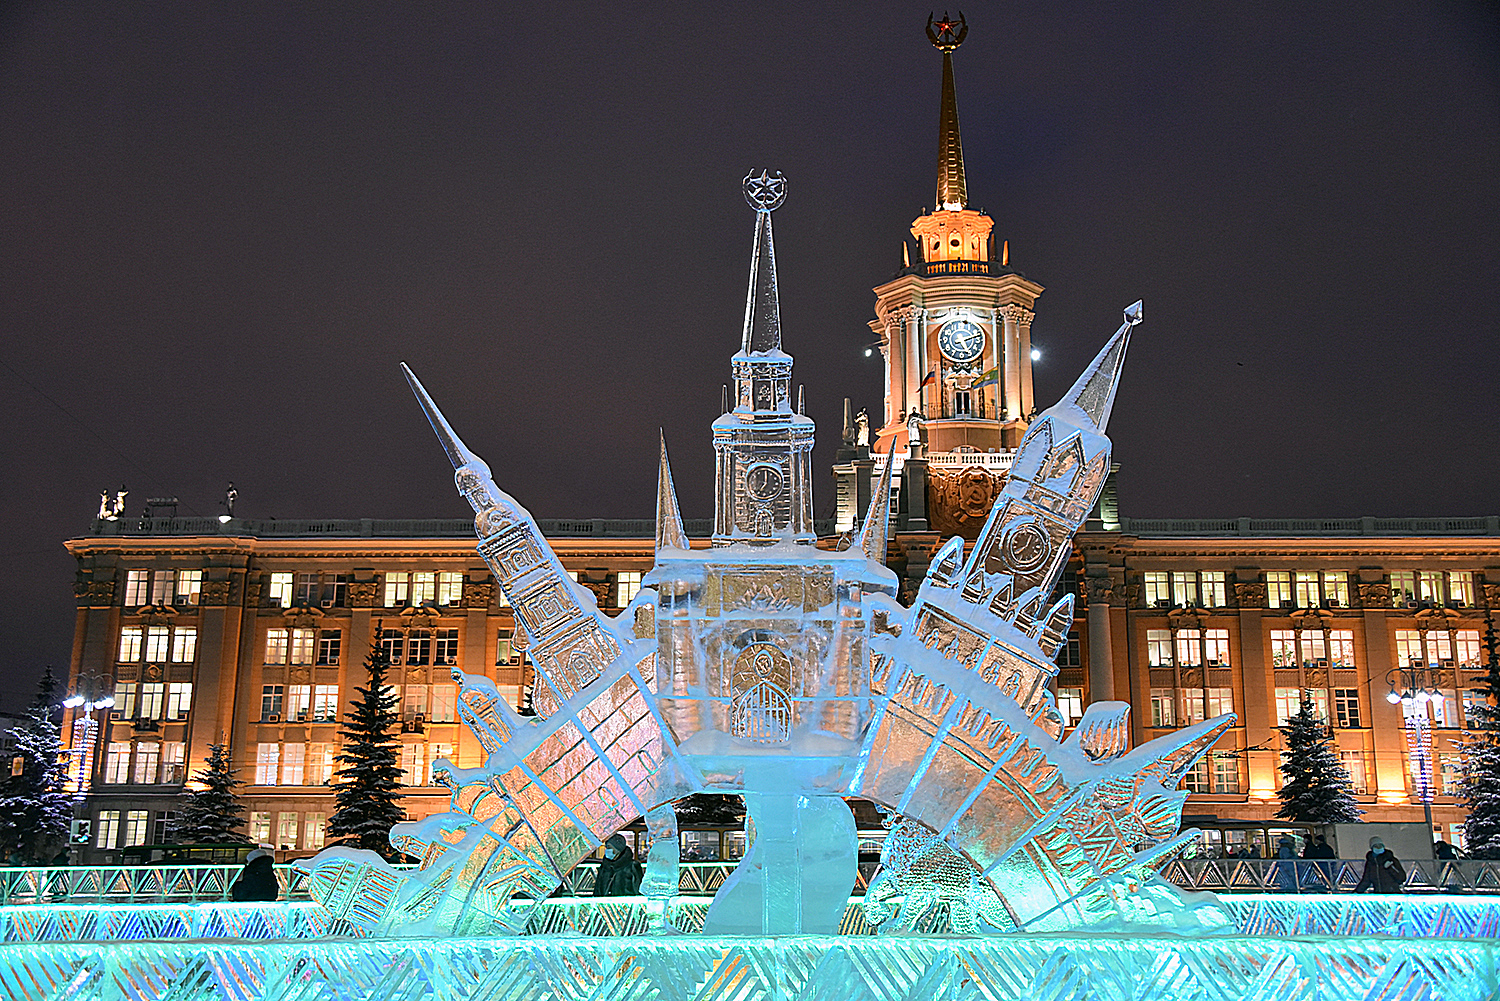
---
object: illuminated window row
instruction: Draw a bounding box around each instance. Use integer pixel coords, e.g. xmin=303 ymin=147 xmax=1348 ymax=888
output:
xmin=118 ymin=625 xmax=196 ymax=664
xmin=122 ymin=570 xmax=202 ymax=607
xmin=112 ymin=682 xmax=192 ymax=722
xmin=265 ymin=628 xmax=340 ymax=666
xmin=259 ymin=684 xmax=339 ymax=722
xmin=249 ymin=810 xmax=327 ymax=852
xmin=102 ymin=740 xmax=186 ymax=785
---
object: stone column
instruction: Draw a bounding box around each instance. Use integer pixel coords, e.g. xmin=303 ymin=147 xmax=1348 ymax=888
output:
xmin=1359 ymin=577 xmax=1406 ymax=802
xmin=1084 ymin=575 xmax=1116 ymax=702
xmin=999 ymin=304 xmax=1028 ymax=421
xmin=1234 ymin=581 xmax=1275 ymax=801
xmin=1017 ymin=308 xmax=1036 ymax=419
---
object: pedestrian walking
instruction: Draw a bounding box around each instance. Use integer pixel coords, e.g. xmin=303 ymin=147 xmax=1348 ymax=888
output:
xmin=1352 ymin=838 xmax=1405 ymax=893
xmin=230 ymin=847 xmax=279 ymax=902
xmin=592 ymin=834 xmax=641 ymax=897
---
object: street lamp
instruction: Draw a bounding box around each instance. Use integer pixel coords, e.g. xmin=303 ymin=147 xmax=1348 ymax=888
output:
xmin=1385 ymin=664 xmax=1439 ymax=847
xmin=63 ymin=695 xmax=114 ymax=799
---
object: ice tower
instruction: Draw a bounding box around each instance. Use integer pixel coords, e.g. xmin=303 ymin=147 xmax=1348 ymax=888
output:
xmin=300 ymin=166 xmax=1233 ymax=941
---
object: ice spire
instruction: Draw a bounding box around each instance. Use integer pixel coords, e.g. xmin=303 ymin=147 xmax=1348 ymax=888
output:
xmin=740 ymin=169 xmax=786 ymax=356
xmin=857 ymin=439 xmax=898 ymax=562
xmin=656 ymin=432 xmax=689 ymax=552
xmin=1051 ymin=300 xmax=1142 ymax=434
xmin=402 ymin=363 xmax=485 ymax=475
xmin=927 ymin=12 xmax=969 ymax=211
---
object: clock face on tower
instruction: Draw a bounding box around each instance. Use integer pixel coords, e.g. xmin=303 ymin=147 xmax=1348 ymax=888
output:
xmin=938 ymin=319 xmax=985 ymax=363
xmin=745 ymin=462 xmax=784 ymax=501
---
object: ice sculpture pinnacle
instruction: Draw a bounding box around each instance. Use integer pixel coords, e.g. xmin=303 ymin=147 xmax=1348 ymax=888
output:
xmin=741 ymin=170 xmax=785 ymax=356
xmin=656 ymin=432 xmax=690 ymax=552
xmin=857 ymin=439 xmax=897 ymax=562
xmin=401 ymin=363 xmax=484 ymax=473
xmin=928 ymin=12 xmax=969 ymax=211
xmin=1053 ymin=300 xmax=1142 ymax=434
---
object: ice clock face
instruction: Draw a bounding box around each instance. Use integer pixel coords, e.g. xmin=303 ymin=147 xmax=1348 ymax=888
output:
xmin=938 ymin=319 xmax=985 ymax=363
xmin=745 ymin=463 xmax=784 ymax=501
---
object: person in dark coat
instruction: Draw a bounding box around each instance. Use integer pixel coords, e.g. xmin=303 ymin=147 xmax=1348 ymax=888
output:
xmin=230 ymin=848 xmax=280 ymax=902
xmin=592 ymin=834 xmax=641 ymax=897
xmin=1353 ymin=838 xmax=1405 ymax=893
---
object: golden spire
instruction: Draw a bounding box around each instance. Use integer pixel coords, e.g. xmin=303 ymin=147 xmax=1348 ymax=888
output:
xmin=928 ymin=11 xmax=968 ymax=211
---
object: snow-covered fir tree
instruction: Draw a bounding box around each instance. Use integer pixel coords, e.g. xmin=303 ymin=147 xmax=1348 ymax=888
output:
xmin=168 ymin=743 xmax=247 ymax=844
xmin=1276 ymin=692 xmax=1363 ymax=823
xmin=0 ymin=669 xmax=73 ymax=863
xmin=327 ymin=633 xmax=408 ymax=861
xmin=1460 ymin=614 xmax=1500 ymax=858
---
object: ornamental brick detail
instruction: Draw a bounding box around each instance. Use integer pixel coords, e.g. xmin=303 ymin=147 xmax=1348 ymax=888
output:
xmin=1357 ymin=581 xmax=1391 ymax=609
xmin=199 ymin=579 xmax=233 ymax=606
xmin=1083 ymin=577 xmax=1115 ymax=605
xmin=74 ymin=577 xmax=116 ymax=608
xmin=463 ymin=578 xmax=495 ymax=609
xmin=1232 ymin=581 xmax=1266 ymax=607
xmin=1484 ymin=582 xmax=1500 ymax=609
xmin=348 ymin=581 xmax=379 ymax=608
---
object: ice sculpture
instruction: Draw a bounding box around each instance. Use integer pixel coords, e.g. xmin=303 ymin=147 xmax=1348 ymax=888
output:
xmin=298 ymin=171 xmax=1234 ymax=938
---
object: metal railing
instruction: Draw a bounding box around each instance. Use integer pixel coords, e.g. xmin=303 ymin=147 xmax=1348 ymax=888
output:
xmin=86 ymin=516 xmax=839 ymax=540
xmin=1118 ymin=516 xmax=1500 ymax=537
xmin=1162 ymin=857 xmax=1500 ymax=894
xmin=0 ymin=865 xmax=314 ymax=905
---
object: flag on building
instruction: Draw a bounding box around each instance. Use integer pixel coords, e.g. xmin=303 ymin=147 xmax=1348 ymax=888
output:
xmin=919 ymin=370 xmax=937 ymax=389
xmin=972 ymin=366 xmax=999 ymax=389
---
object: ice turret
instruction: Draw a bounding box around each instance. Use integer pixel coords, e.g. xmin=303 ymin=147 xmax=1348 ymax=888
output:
xmin=655 ymin=432 xmax=690 ymax=552
xmin=857 ymin=439 xmax=897 ymax=562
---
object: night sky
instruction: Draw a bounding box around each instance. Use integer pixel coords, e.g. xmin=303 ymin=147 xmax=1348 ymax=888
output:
xmin=1 ymin=3 xmax=1496 ymax=706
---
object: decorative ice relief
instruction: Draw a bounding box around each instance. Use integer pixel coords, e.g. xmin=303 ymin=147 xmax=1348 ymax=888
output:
xmin=297 ymin=173 xmax=1233 ymax=939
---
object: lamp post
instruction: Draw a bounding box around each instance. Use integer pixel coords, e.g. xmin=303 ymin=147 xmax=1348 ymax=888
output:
xmin=62 ymin=693 xmax=113 ymax=858
xmin=1385 ymin=665 xmax=1438 ymax=847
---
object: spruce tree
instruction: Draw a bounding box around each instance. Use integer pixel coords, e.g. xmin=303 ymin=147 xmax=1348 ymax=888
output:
xmin=327 ymin=633 xmax=407 ymax=861
xmin=0 ymin=669 xmax=73 ymax=863
xmin=169 ymin=743 xmax=247 ymax=844
xmin=1276 ymin=692 xmax=1364 ymax=823
xmin=1459 ymin=613 xmax=1500 ymax=857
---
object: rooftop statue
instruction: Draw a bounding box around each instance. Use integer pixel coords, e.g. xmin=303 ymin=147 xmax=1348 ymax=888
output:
xmin=297 ymin=172 xmax=1232 ymax=938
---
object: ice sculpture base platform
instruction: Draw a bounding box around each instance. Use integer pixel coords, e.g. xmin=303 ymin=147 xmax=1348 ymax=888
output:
xmin=0 ymin=896 xmax=1496 ymax=1000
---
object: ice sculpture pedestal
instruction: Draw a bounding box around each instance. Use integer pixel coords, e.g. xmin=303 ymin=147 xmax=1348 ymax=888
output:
xmin=702 ymin=788 xmax=857 ymax=936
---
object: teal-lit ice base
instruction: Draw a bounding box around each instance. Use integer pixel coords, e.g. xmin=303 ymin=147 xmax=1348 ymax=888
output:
xmin=0 ymin=896 xmax=1495 ymax=1000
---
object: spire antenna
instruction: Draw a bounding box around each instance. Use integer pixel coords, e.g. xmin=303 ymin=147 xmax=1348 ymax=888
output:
xmin=928 ymin=11 xmax=969 ymax=211
xmin=740 ymin=169 xmax=786 ymax=355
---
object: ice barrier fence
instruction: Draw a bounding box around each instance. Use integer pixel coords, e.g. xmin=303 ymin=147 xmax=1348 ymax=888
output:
xmin=3 ymin=858 xmax=1497 ymax=905
xmin=0 ymin=898 xmax=1495 ymax=1001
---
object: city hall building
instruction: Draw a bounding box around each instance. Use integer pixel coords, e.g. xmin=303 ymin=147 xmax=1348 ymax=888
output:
xmin=62 ymin=30 xmax=1500 ymax=861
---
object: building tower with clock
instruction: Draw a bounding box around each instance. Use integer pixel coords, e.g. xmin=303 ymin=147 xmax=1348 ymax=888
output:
xmin=835 ymin=14 xmax=1044 ymax=542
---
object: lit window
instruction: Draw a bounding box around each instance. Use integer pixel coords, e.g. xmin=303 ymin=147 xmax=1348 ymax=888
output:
xmin=1323 ymin=572 xmax=1350 ymax=608
xmin=309 ymin=743 xmax=335 ymax=784
xmin=1418 ymin=571 xmax=1444 ymax=604
xmin=304 ymin=813 xmax=326 ymax=850
xmin=1175 ymin=629 xmax=1203 ymax=667
xmin=1057 ymin=688 xmax=1084 ymax=727
xmin=170 ymin=627 xmax=197 ymax=663
xmin=144 ymin=626 xmax=170 ymax=662
xmin=384 ymin=572 xmax=410 ymax=607
xmin=1329 ymin=630 xmax=1355 ymax=667
xmin=1178 ymin=689 xmax=1206 ymax=724
xmin=132 ymin=742 xmax=160 ymax=784
xmin=1430 ymin=630 xmax=1454 ymax=662
xmin=1339 ymin=751 xmax=1369 ymax=794
xmin=255 ymin=743 xmax=280 ymax=785
xmin=1293 ymin=572 xmax=1319 ymax=609
xmin=123 ymin=571 xmax=150 ymax=607
xmin=277 ymin=811 xmax=299 ymax=850
xmin=113 ymin=684 xmax=137 ymax=719
xmin=281 ymin=743 xmax=305 ymax=786
xmin=498 ymin=683 xmax=522 ymax=710
xmin=403 ymin=685 xmax=428 ymax=720
xmin=269 ymin=573 xmax=294 ymax=608
xmin=399 ymin=743 xmax=426 ymax=785
xmin=150 ymin=572 xmax=174 ymax=605
xmin=96 ymin=810 xmax=122 ymax=848
xmin=1390 ymin=571 xmax=1416 ymax=606
xmin=261 ymin=685 xmax=285 ymax=720
xmin=1298 ymin=630 xmax=1325 ymax=669
xmin=1274 ymin=688 xmax=1301 ymax=726
xmin=1200 ymin=572 xmax=1227 ymax=608
xmin=289 ymin=628 xmax=316 ymax=666
xmin=1455 ymin=630 xmax=1482 ymax=667
xmin=497 ymin=628 xmax=519 ymax=665
xmin=162 ymin=742 xmax=186 ymax=784
xmin=1171 ymin=572 xmax=1197 ymax=608
xmin=1439 ymin=753 xmax=1463 ymax=795
xmin=436 ymin=572 xmax=463 ymax=606
xmin=1143 ymin=572 xmax=1170 ymax=607
xmin=265 ymin=629 xmax=289 ymax=665
xmin=407 ymin=630 xmax=431 ymax=666
xmin=1212 ymin=753 xmax=1241 ymax=794
xmin=122 ymin=808 xmax=150 ymax=845
xmin=435 ymin=628 xmax=459 ymax=666
xmin=250 ymin=812 xmax=271 ymax=844
xmin=104 ymin=743 xmax=131 ymax=783
xmin=165 ymin=683 xmax=192 ymax=720
xmin=1269 ymin=630 xmax=1297 ymax=668
xmin=430 ymin=684 xmax=457 ymax=723
xmin=119 ymin=627 xmax=143 ymax=663
xmin=312 ymin=685 xmax=338 ymax=722
xmin=175 ymin=570 xmax=202 ymax=605
xmin=286 ymin=685 xmax=310 ymax=721
xmin=616 ymin=571 xmax=643 ymax=606
xmin=411 ymin=572 xmax=437 ymax=604
xmin=1204 ymin=629 xmax=1230 ymax=666
xmin=1146 ymin=629 xmax=1173 ymax=667
xmin=1266 ymin=572 xmax=1292 ymax=609
xmin=1433 ymin=689 xmax=1459 ymax=728
xmin=1150 ymin=689 xmax=1176 ymax=728
xmin=1448 ymin=572 xmax=1474 ymax=607
xmin=138 ymin=683 xmax=164 ymax=720
xmin=1395 ymin=629 xmax=1423 ymax=668
xmin=430 ymin=742 xmax=454 ymax=781
xmin=1207 ymin=687 xmax=1234 ymax=718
